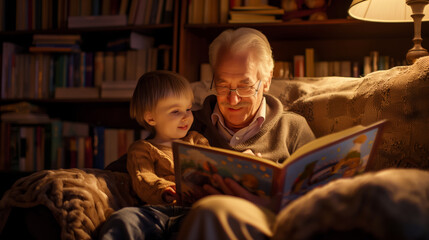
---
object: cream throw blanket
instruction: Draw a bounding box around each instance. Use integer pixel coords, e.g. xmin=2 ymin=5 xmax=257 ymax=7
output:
xmin=0 ymin=168 xmax=139 ymax=239
xmin=273 ymin=168 xmax=429 ymax=240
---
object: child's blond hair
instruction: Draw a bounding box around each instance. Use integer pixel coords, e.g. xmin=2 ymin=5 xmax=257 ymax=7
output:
xmin=130 ymin=70 xmax=194 ymax=134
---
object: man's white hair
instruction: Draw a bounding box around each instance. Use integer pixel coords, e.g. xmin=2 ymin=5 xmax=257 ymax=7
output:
xmin=209 ymin=28 xmax=274 ymax=82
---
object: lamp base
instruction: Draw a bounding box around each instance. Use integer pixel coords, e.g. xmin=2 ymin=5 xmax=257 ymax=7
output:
xmin=406 ymin=47 xmax=429 ymax=64
xmin=406 ymin=0 xmax=429 ymax=64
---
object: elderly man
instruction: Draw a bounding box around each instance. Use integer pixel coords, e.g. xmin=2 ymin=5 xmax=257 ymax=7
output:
xmin=98 ymin=28 xmax=314 ymax=240
xmin=193 ymin=27 xmax=314 ymax=162
xmin=176 ymin=27 xmax=315 ymax=240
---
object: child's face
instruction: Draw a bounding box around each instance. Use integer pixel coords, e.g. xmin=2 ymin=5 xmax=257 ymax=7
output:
xmin=147 ymin=95 xmax=194 ymax=142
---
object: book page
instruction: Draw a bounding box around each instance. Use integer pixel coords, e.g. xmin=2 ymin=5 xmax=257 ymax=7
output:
xmin=283 ymin=120 xmax=387 ymax=167
xmin=173 ymin=142 xmax=279 ymax=206
xmin=278 ymin=120 xmax=386 ymax=210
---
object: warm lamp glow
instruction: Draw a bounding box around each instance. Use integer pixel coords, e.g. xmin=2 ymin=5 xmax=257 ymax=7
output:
xmin=349 ymin=0 xmax=429 ymax=64
xmin=349 ymin=0 xmax=429 ymax=22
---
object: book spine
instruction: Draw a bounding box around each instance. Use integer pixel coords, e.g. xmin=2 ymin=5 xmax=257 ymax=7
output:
xmin=162 ymin=0 xmax=173 ymax=24
xmin=73 ymin=52 xmax=81 ymax=87
xmin=103 ymin=129 xmax=117 ymax=167
xmin=117 ymin=129 xmax=127 ymax=158
xmin=114 ymin=51 xmax=126 ymax=81
xmin=50 ymin=120 xmax=62 ymax=169
xmin=92 ymin=0 xmax=101 ymax=15
xmin=26 ymin=127 xmax=34 ymax=171
xmin=155 ymin=0 xmax=164 ymax=24
xmin=44 ymin=122 xmax=52 ymax=169
xmin=0 ymin=0 xmax=3 ymax=31
xmin=35 ymin=126 xmax=43 ymax=171
xmin=363 ymin=56 xmax=371 ymax=76
xmin=84 ymin=136 xmax=93 ymax=168
xmin=85 ymin=52 xmax=94 ymax=87
xmin=305 ymin=48 xmax=314 ymax=77
xmin=119 ymin=0 xmax=129 ymax=15
xmin=127 ymin=0 xmax=139 ymax=24
xmin=48 ymin=55 xmax=55 ymax=98
xmin=80 ymin=52 xmax=86 ymax=87
xmin=293 ymin=55 xmax=304 ymax=78
xmin=67 ymin=53 xmax=74 ymax=87
xmin=104 ymin=52 xmax=115 ymax=82
xmin=144 ymin=0 xmax=153 ymax=24
xmin=125 ymin=50 xmax=137 ymax=81
xmin=77 ymin=136 xmax=85 ymax=168
xmin=51 ymin=0 xmax=58 ymax=29
xmin=9 ymin=126 xmax=19 ymax=171
xmin=65 ymin=136 xmax=77 ymax=168
xmin=19 ymin=127 xmax=27 ymax=171
xmin=28 ymin=0 xmax=33 ymax=30
xmin=93 ymin=126 xmax=105 ymax=169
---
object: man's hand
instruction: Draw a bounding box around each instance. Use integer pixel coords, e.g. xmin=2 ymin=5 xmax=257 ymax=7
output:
xmin=203 ymin=174 xmax=270 ymax=207
xmin=242 ymin=149 xmax=262 ymax=157
xmin=162 ymin=186 xmax=177 ymax=204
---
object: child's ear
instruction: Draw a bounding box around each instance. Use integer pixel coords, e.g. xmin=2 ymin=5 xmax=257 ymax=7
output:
xmin=144 ymin=111 xmax=156 ymax=126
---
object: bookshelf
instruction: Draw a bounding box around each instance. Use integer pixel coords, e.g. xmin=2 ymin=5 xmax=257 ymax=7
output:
xmin=178 ymin=0 xmax=427 ymax=82
xmin=0 ymin=0 xmax=178 ymax=172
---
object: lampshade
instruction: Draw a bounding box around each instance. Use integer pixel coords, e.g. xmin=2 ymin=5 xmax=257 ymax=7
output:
xmin=349 ymin=0 xmax=429 ymax=64
xmin=349 ymin=0 xmax=429 ymax=23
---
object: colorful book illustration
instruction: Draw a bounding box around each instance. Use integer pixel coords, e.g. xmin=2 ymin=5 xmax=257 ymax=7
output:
xmin=173 ymin=120 xmax=387 ymax=212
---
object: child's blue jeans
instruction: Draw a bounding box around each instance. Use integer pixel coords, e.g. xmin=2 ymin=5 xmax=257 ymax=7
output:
xmin=98 ymin=205 xmax=190 ymax=240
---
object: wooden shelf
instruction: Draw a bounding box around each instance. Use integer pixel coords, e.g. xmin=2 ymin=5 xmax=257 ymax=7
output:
xmin=1 ymin=99 xmax=138 ymax=128
xmin=0 ymin=24 xmax=176 ymax=49
xmin=184 ymin=19 xmax=424 ymax=40
xmin=179 ymin=16 xmax=427 ymax=82
xmin=0 ymin=24 xmax=174 ymax=36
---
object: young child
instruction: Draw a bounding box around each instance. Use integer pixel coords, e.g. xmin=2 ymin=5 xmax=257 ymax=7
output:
xmin=128 ymin=70 xmax=209 ymax=205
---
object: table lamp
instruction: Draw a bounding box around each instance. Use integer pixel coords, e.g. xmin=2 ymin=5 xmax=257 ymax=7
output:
xmin=348 ymin=0 xmax=429 ymax=64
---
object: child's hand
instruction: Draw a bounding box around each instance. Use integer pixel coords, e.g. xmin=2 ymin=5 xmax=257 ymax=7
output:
xmin=242 ymin=149 xmax=262 ymax=157
xmin=162 ymin=186 xmax=177 ymax=204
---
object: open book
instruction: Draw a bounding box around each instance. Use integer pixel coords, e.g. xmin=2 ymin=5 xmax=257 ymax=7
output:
xmin=173 ymin=120 xmax=388 ymax=212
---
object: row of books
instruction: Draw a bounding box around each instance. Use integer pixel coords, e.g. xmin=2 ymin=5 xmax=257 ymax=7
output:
xmin=126 ymin=0 xmax=174 ymax=26
xmin=188 ymin=0 xmax=227 ymax=24
xmin=0 ymin=0 xmax=174 ymax=31
xmin=362 ymin=51 xmax=406 ymax=76
xmin=228 ymin=5 xmax=284 ymax=23
xmin=292 ymin=54 xmax=358 ymax=78
xmin=30 ymin=34 xmax=82 ymax=53
xmin=272 ymin=48 xmax=405 ymax=79
xmin=0 ymin=117 xmax=147 ymax=172
xmin=187 ymin=0 xmax=283 ymax=24
xmin=54 ymin=80 xmax=138 ymax=99
xmin=1 ymin=42 xmax=171 ymax=99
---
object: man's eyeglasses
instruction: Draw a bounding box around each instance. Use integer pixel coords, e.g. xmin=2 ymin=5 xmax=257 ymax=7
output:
xmin=210 ymin=77 xmax=262 ymax=97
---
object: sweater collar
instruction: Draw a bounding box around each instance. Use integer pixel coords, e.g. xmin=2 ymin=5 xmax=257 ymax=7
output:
xmin=210 ymin=98 xmax=266 ymax=131
xmin=201 ymin=94 xmax=283 ymax=133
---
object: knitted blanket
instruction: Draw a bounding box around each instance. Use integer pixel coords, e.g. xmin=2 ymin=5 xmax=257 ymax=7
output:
xmin=0 ymin=168 xmax=139 ymax=239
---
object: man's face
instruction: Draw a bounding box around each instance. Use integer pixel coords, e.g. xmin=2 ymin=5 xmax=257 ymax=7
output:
xmin=213 ymin=50 xmax=269 ymax=131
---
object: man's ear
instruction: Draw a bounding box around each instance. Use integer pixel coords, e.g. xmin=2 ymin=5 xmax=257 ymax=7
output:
xmin=144 ymin=111 xmax=156 ymax=126
xmin=263 ymin=71 xmax=273 ymax=93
